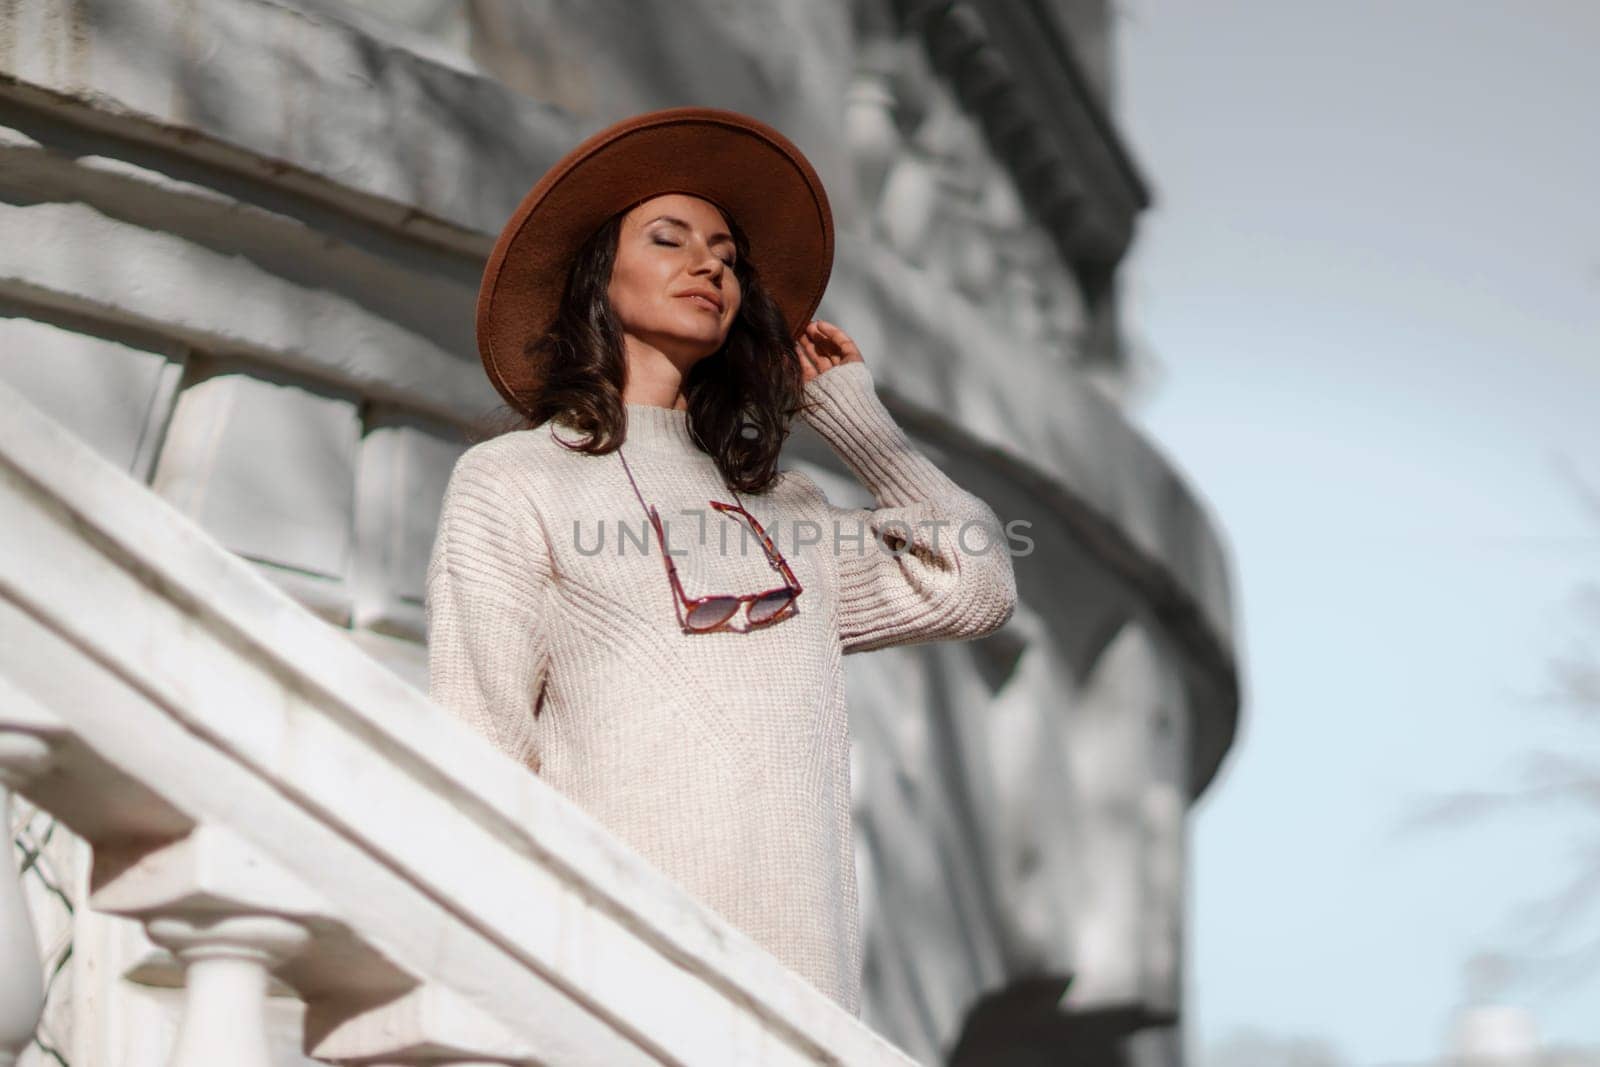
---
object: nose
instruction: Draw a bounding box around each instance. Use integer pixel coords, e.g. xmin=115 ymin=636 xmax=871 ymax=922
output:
xmin=690 ymin=246 xmax=725 ymax=281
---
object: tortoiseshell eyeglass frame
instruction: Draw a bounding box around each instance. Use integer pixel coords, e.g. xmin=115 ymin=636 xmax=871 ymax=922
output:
xmin=645 ymin=499 xmax=804 ymax=633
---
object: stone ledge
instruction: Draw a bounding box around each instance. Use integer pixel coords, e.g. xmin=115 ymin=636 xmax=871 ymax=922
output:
xmin=0 ymin=110 xmax=483 ymax=359
xmin=0 ymin=201 xmax=498 ymax=424
xmin=0 ymin=0 xmax=575 ymax=250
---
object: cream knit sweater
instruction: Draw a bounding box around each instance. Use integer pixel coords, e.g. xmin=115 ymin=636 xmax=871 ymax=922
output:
xmin=425 ymin=361 xmax=1017 ymax=1015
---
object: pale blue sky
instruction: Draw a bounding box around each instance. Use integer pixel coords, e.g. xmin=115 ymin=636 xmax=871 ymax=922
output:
xmin=1114 ymin=2 xmax=1600 ymax=1063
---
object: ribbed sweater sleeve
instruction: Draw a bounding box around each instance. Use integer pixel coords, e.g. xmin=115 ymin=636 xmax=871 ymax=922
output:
xmin=794 ymin=361 xmax=1018 ymax=653
xmin=424 ymin=446 xmax=554 ymax=774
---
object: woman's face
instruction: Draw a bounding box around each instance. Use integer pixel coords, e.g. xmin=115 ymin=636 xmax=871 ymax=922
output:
xmin=607 ymin=193 xmax=742 ymax=368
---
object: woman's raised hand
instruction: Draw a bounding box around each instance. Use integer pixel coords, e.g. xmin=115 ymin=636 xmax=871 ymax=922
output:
xmin=797 ymin=319 xmax=865 ymax=385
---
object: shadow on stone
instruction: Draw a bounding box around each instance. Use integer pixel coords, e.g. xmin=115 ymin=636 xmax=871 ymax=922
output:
xmin=947 ymin=975 xmax=1164 ymax=1067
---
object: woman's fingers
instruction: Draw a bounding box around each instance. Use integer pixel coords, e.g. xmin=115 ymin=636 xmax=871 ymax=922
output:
xmin=797 ymin=334 xmax=823 ymax=381
xmin=798 ymin=331 xmax=826 ymax=364
xmin=798 ymin=319 xmax=864 ymax=380
xmin=804 ymin=323 xmax=840 ymax=361
xmin=804 ymin=320 xmax=862 ymax=365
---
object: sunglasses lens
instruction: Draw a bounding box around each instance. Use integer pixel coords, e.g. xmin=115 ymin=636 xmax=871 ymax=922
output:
xmin=687 ymin=597 xmax=742 ymax=630
xmin=749 ymin=590 xmax=797 ymax=625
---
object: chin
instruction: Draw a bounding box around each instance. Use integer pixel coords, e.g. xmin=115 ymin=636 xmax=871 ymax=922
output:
xmin=634 ymin=318 xmax=730 ymax=361
xmin=668 ymin=325 xmax=724 ymax=347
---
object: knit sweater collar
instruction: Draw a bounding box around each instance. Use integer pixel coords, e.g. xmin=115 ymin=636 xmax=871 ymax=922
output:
xmin=622 ymin=402 xmax=698 ymax=454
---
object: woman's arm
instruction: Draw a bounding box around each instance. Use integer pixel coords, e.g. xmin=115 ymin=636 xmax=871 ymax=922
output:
xmin=791 ymin=358 xmax=1018 ymax=654
xmin=424 ymin=446 xmax=555 ymax=774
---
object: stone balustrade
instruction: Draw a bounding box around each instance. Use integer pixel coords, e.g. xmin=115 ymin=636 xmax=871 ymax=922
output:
xmin=0 ymin=377 xmax=923 ymax=1064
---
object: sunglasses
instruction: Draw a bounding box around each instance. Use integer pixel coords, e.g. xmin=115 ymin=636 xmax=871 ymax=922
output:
xmin=645 ymin=499 xmax=804 ymax=632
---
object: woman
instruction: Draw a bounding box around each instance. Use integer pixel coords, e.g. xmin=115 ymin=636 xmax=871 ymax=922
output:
xmin=426 ymin=107 xmax=1017 ymax=1017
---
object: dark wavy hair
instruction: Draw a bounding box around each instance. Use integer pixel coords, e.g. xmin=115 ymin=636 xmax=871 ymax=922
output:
xmin=481 ymin=204 xmax=808 ymax=495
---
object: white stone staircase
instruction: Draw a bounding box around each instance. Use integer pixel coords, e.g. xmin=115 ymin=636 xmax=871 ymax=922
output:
xmin=0 ymin=376 xmax=920 ymax=1064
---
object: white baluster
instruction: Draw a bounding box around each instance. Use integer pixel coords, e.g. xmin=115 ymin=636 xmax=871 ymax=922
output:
xmin=90 ymin=826 xmax=325 ymax=1067
xmin=145 ymin=914 xmax=309 ymax=1067
xmin=0 ymin=732 xmax=52 ymax=1067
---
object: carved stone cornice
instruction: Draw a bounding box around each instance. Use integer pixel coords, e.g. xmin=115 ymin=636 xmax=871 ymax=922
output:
xmin=897 ymin=0 xmax=1151 ymax=268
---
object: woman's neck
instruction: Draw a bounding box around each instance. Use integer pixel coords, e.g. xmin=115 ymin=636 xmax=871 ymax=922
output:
xmin=619 ymin=339 xmax=704 ymax=410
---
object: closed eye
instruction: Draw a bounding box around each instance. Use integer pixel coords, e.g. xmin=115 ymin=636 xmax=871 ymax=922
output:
xmin=653 ymin=237 xmax=735 ymax=268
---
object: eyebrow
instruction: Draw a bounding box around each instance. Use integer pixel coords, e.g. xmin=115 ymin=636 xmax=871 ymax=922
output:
xmin=647 ymin=215 xmax=734 ymax=247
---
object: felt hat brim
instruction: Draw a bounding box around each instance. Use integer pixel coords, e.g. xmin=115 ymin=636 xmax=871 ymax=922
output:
xmin=475 ymin=106 xmax=835 ymax=417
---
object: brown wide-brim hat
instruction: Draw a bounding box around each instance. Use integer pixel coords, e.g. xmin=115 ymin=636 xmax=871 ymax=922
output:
xmin=476 ymin=106 xmax=835 ymax=417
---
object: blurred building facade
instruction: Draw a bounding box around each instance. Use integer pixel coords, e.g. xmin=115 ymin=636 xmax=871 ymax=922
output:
xmin=0 ymin=1 xmax=1240 ymax=1064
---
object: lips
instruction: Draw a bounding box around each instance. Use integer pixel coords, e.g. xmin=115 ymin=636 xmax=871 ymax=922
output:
xmin=679 ymin=290 xmax=723 ymax=313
